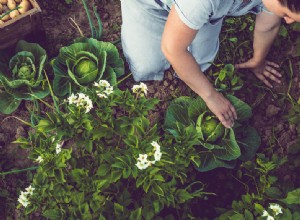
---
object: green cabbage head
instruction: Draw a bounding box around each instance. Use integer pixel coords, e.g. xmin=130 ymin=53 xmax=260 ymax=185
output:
xmin=52 ymin=38 xmax=124 ymax=96
xmin=0 ymin=40 xmax=49 ymax=114
xmin=196 ymin=113 xmax=225 ymax=142
xmin=164 ymin=96 xmax=261 ymax=172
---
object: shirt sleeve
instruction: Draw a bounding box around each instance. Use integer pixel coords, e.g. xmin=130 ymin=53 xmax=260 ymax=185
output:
xmin=174 ymin=0 xmax=213 ymax=30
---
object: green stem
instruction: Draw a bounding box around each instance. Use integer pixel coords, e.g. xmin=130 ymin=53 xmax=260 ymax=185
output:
xmin=44 ymin=70 xmax=60 ymax=112
xmin=287 ymin=59 xmax=294 ymax=103
xmin=93 ymin=5 xmax=102 ymax=40
xmin=0 ymin=166 xmax=38 ymax=176
xmin=0 ymin=6 xmax=20 ymax=20
xmin=114 ymin=73 xmax=133 ymax=87
xmin=112 ymin=38 xmax=121 ymax=45
xmin=82 ymin=0 xmax=96 ymax=38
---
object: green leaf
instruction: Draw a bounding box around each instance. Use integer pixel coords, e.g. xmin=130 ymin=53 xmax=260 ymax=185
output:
xmin=152 ymin=182 xmax=164 ymax=196
xmin=96 ymin=164 xmax=110 ymax=177
xmin=54 ymin=169 xmax=66 ymax=183
xmin=236 ymin=126 xmax=260 ymax=161
xmin=0 ymin=91 xmax=21 ymax=114
xmin=114 ymin=203 xmax=124 ymax=217
xmin=176 ymin=189 xmax=194 ymax=203
xmin=282 ymin=188 xmax=300 ymax=205
xmin=226 ymin=95 xmax=252 ymax=122
xmin=265 ymin=187 xmax=283 ymax=199
xmin=129 ymin=208 xmax=142 ymax=220
xmin=254 ymin=203 xmax=264 ymax=213
xmin=164 ymin=96 xmax=193 ymax=129
xmin=244 ymin=210 xmax=253 ymax=220
xmin=43 ymin=209 xmax=62 ymax=219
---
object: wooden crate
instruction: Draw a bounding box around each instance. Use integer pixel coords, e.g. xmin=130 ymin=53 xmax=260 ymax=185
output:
xmin=0 ymin=0 xmax=42 ymax=50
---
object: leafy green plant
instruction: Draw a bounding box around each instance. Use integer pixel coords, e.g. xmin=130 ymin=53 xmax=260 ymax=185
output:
xmin=164 ymin=95 xmax=260 ymax=171
xmin=52 ymin=38 xmax=124 ymax=96
xmin=215 ymin=154 xmax=299 ymax=220
xmin=214 ymin=64 xmax=244 ymax=94
xmin=14 ymin=81 xmax=213 ymax=219
xmin=0 ymin=40 xmax=49 ymax=114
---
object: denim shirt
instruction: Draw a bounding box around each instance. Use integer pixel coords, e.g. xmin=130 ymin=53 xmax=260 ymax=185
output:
xmin=158 ymin=0 xmax=265 ymax=30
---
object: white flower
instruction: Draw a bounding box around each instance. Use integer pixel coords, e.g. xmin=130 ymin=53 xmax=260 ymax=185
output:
xmin=262 ymin=210 xmax=269 ymax=217
xmin=94 ymin=80 xmax=113 ymax=98
xmin=97 ymin=93 xmax=108 ymax=99
xmin=137 ymin=154 xmax=148 ymax=163
xmin=56 ymin=141 xmax=64 ymax=154
xmin=151 ymin=141 xmax=161 ymax=152
xmin=99 ymin=80 xmax=110 ymax=87
xmin=132 ymin=82 xmax=148 ymax=96
xmin=267 ymin=216 xmax=274 ymax=220
xmin=154 ymin=151 xmax=162 ymax=162
xmin=85 ymin=98 xmax=93 ymax=113
xmin=25 ymin=185 xmax=35 ymax=196
xmin=93 ymin=82 xmax=99 ymax=87
xmin=104 ymin=86 xmax=114 ymax=95
xmin=67 ymin=93 xmax=77 ymax=105
xmin=35 ymin=156 xmax=43 ymax=163
xmin=136 ymin=161 xmax=149 ymax=170
xmin=140 ymin=82 xmax=148 ymax=95
xmin=269 ymin=204 xmax=283 ymax=216
xmin=67 ymin=93 xmax=93 ymax=113
xmin=18 ymin=191 xmax=30 ymax=207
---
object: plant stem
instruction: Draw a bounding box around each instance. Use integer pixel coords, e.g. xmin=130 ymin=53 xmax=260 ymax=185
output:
xmin=114 ymin=73 xmax=133 ymax=87
xmin=0 ymin=166 xmax=38 ymax=176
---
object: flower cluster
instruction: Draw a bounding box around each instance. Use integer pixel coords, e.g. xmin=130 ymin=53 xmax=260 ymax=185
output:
xmin=135 ymin=141 xmax=162 ymax=170
xmin=94 ymin=80 xmax=113 ymax=99
xmin=132 ymin=82 xmax=148 ymax=96
xmin=18 ymin=185 xmax=35 ymax=207
xmin=67 ymin=93 xmax=93 ymax=113
xmin=262 ymin=204 xmax=283 ymax=220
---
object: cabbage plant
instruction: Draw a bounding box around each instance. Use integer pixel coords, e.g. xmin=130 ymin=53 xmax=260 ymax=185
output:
xmin=52 ymin=38 xmax=124 ymax=96
xmin=0 ymin=40 xmax=49 ymax=114
xmin=164 ymin=95 xmax=260 ymax=171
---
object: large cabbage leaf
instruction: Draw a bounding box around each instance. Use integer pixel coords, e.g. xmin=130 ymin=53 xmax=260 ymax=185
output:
xmin=53 ymin=38 xmax=124 ymax=96
xmin=164 ymin=95 xmax=260 ymax=171
xmin=0 ymin=40 xmax=49 ymax=114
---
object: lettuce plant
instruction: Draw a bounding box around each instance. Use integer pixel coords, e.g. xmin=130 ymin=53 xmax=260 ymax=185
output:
xmin=0 ymin=40 xmax=49 ymax=114
xmin=52 ymin=38 xmax=124 ymax=96
xmin=164 ymin=95 xmax=261 ymax=171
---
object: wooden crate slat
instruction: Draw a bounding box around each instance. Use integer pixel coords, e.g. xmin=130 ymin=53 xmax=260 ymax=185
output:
xmin=0 ymin=0 xmax=42 ymax=50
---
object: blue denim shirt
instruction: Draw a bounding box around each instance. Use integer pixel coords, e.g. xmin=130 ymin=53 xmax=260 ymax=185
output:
xmin=159 ymin=0 xmax=265 ymax=30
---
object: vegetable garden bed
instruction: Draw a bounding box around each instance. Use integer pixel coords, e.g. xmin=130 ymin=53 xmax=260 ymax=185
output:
xmin=0 ymin=0 xmax=300 ymax=219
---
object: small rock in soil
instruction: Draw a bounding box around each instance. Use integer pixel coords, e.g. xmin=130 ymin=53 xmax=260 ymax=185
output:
xmin=148 ymin=85 xmax=155 ymax=94
xmin=265 ymin=104 xmax=281 ymax=118
xmin=278 ymin=131 xmax=293 ymax=148
xmin=289 ymin=124 xmax=297 ymax=134
xmin=15 ymin=126 xmax=26 ymax=139
xmin=0 ymin=133 xmax=7 ymax=143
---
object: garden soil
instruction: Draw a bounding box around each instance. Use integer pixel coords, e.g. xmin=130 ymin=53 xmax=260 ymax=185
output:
xmin=0 ymin=0 xmax=299 ymax=218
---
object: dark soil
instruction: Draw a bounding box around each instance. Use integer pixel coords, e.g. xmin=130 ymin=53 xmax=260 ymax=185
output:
xmin=1 ymin=0 xmax=300 ymax=219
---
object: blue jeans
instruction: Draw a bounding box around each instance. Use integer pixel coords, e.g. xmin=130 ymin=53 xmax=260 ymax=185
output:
xmin=121 ymin=0 xmax=265 ymax=81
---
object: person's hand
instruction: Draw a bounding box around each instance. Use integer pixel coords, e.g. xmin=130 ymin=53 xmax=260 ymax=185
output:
xmin=204 ymin=91 xmax=237 ymax=128
xmin=235 ymin=59 xmax=282 ymax=88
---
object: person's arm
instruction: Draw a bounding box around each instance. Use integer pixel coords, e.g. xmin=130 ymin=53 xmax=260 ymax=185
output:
xmin=235 ymin=11 xmax=282 ymax=88
xmin=161 ymin=6 xmax=237 ymax=128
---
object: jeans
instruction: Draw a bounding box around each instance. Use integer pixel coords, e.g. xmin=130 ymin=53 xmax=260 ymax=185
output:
xmin=120 ymin=0 xmax=265 ymax=81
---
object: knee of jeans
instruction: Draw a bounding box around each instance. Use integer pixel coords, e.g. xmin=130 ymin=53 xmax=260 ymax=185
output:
xmin=129 ymin=59 xmax=168 ymax=81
